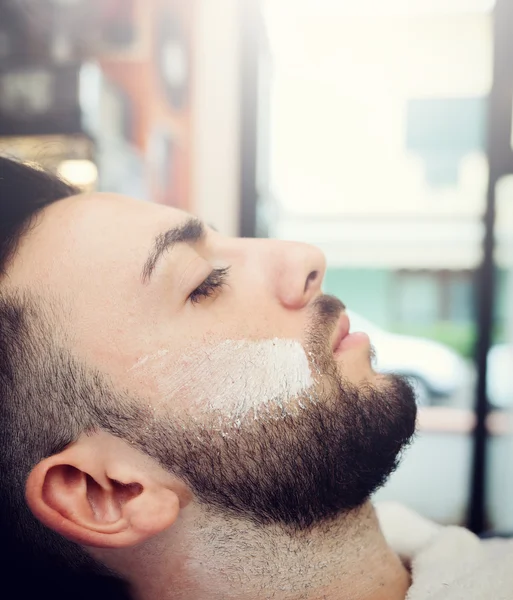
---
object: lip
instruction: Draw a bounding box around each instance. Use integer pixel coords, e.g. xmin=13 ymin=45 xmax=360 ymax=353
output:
xmin=332 ymin=312 xmax=351 ymax=353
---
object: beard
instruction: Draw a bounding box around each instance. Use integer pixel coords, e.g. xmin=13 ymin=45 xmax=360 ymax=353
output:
xmin=125 ymin=296 xmax=417 ymax=531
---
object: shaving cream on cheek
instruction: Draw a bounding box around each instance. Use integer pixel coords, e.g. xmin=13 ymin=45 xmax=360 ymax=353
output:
xmin=131 ymin=339 xmax=317 ymax=421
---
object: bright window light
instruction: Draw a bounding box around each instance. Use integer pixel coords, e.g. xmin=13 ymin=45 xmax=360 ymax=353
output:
xmin=267 ymin=0 xmax=497 ymax=17
xmin=57 ymin=159 xmax=98 ymax=188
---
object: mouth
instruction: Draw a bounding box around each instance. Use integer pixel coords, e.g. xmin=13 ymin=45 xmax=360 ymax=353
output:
xmin=332 ymin=312 xmax=351 ymax=353
xmin=332 ymin=312 xmax=370 ymax=355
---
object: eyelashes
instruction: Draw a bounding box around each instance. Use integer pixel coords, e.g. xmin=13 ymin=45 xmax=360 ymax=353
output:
xmin=189 ymin=266 xmax=231 ymax=305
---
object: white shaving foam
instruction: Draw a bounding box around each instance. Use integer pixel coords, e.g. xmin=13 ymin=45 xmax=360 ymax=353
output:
xmin=130 ymin=339 xmax=315 ymax=422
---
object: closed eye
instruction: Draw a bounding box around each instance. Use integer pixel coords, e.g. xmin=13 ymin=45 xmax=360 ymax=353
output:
xmin=189 ymin=266 xmax=231 ymax=305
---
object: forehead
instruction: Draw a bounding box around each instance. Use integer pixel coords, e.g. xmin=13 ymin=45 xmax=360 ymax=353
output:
xmin=8 ymin=193 xmax=190 ymax=286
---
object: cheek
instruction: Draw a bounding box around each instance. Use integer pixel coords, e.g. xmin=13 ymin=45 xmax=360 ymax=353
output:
xmin=175 ymin=308 xmax=268 ymax=344
xmin=180 ymin=301 xmax=302 ymax=344
xmin=126 ymin=340 xmax=316 ymax=421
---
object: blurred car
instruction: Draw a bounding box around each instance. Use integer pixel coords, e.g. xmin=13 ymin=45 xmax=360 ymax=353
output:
xmin=347 ymin=310 xmax=472 ymax=406
xmin=487 ymin=343 xmax=513 ymax=409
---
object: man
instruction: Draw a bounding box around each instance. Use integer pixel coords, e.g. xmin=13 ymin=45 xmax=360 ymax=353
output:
xmin=0 ymin=155 xmax=417 ymax=599
xmin=3 ymin=157 xmax=513 ymax=600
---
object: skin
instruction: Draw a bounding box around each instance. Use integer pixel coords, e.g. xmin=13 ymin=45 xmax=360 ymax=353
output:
xmin=5 ymin=193 xmax=409 ymax=600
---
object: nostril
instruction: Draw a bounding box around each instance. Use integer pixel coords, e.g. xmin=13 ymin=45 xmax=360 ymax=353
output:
xmin=304 ymin=270 xmax=319 ymax=293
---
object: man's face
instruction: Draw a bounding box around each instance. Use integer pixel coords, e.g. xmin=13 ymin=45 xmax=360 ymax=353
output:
xmin=10 ymin=193 xmax=377 ymax=395
xmin=11 ymin=194 xmax=417 ymax=529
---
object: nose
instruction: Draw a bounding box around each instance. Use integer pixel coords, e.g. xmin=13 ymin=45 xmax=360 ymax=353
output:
xmin=272 ymin=241 xmax=327 ymax=310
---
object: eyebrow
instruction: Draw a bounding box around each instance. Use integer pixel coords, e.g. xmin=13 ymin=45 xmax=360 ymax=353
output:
xmin=142 ymin=217 xmax=206 ymax=284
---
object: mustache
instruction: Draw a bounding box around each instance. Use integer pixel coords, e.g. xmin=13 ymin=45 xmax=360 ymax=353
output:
xmin=306 ymin=295 xmax=346 ymax=349
xmin=310 ymin=294 xmax=345 ymax=324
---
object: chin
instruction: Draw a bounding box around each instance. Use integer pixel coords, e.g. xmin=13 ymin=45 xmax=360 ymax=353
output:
xmin=334 ymin=355 xmax=375 ymax=381
xmin=371 ymin=372 xmax=394 ymax=389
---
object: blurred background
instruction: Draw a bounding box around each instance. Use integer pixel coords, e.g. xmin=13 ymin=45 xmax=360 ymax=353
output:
xmin=0 ymin=0 xmax=511 ymax=534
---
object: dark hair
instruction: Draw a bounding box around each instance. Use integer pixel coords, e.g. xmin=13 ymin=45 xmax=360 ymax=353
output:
xmin=0 ymin=157 xmax=131 ymax=599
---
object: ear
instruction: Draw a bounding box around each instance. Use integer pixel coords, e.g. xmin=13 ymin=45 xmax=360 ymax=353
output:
xmin=25 ymin=432 xmax=185 ymax=549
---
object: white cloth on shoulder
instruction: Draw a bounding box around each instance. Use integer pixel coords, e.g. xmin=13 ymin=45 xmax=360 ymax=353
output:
xmin=376 ymin=502 xmax=513 ymax=600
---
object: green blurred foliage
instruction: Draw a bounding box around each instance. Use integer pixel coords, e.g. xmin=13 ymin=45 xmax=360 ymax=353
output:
xmin=390 ymin=321 xmax=506 ymax=359
xmin=390 ymin=321 xmax=476 ymax=358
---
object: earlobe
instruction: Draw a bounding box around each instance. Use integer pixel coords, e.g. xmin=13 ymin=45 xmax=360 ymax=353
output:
xmin=25 ymin=441 xmax=181 ymax=549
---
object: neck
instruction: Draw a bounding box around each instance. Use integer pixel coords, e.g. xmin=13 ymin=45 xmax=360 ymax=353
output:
xmin=124 ymin=502 xmax=410 ymax=600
